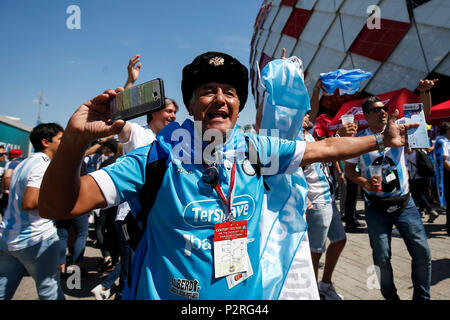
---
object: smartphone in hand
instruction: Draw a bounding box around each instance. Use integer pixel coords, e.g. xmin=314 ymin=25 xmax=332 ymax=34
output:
xmin=110 ymin=78 xmax=165 ymax=121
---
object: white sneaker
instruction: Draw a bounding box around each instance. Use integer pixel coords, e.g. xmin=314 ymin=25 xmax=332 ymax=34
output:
xmin=318 ymin=281 xmax=343 ymax=300
xmin=91 ymin=284 xmax=111 ymax=300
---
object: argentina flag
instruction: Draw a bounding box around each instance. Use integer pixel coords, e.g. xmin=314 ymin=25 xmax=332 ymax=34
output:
xmin=258 ymin=57 xmax=320 ymax=300
xmin=433 ymin=136 xmax=447 ymax=207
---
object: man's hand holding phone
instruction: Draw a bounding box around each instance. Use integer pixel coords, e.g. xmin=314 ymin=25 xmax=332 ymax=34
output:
xmin=65 ymin=88 xmax=126 ymax=146
xmin=109 ymin=78 xmax=165 ymax=121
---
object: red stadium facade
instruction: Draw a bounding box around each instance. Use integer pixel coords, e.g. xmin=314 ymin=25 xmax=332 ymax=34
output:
xmin=250 ymin=0 xmax=450 ymax=132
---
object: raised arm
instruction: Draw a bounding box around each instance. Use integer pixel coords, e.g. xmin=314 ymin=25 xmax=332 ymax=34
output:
xmin=309 ymin=79 xmax=322 ymax=123
xmin=300 ymin=110 xmax=418 ymax=166
xmin=255 ymin=93 xmax=265 ymax=134
xmin=301 ymin=134 xmax=379 ymax=166
xmin=417 ymin=78 xmax=438 ymax=117
xmin=124 ymin=54 xmax=142 ymax=89
xmin=39 ymin=89 xmax=126 ymax=220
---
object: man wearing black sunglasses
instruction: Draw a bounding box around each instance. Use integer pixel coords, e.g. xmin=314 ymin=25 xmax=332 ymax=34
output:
xmin=364 ymin=99 xmax=389 ymax=130
xmin=345 ymin=96 xmax=431 ymax=300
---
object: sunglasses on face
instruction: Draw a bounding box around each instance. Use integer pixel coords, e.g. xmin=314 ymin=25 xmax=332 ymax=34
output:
xmin=369 ymin=106 xmax=388 ymax=113
xmin=0 ymin=153 xmax=6 ymax=156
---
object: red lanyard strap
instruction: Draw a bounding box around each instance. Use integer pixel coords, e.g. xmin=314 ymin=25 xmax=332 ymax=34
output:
xmin=204 ymin=162 xmax=236 ymax=221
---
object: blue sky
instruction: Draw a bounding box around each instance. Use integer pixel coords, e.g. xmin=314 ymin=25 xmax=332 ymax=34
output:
xmin=0 ymin=0 xmax=262 ymax=129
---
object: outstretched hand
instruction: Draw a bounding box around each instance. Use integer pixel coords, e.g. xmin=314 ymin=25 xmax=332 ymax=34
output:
xmin=66 ymin=88 xmax=126 ymax=145
xmin=127 ymin=54 xmax=142 ymax=82
xmin=417 ymin=78 xmax=438 ymax=92
xmin=382 ymin=110 xmax=419 ymax=148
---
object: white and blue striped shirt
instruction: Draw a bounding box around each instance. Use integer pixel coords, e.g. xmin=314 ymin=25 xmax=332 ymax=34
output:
xmin=346 ymin=128 xmax=409 ymax=197
xmin=0 ymin=152 xmax=56 ymax=251
xmin=303 ymin=132 xmax=332 ymax=204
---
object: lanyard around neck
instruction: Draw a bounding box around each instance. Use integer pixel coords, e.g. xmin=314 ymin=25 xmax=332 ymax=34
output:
xmin=203 ymin=162 xmax=237 ymax=221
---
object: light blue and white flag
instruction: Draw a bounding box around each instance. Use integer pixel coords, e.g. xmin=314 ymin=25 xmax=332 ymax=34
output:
xmin=433 ymin=136 xmax=447 ymax=207
xmin=320 ymin=68 xmax=372 ymax=95
xmin=259 ymin=57 xmax=320 ymax=300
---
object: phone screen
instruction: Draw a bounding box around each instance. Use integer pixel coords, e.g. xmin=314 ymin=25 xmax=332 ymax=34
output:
xmin=110 ymin=78 xmax=165 ymax=121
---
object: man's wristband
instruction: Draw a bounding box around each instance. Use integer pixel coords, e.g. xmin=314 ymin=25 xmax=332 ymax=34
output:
xmin=374 ymin=133 xmax=385 ymax=152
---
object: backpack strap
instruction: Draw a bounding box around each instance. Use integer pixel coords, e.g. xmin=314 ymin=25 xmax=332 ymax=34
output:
xmin=136 ymin=142 xmax=169 ymax=230
xmin=123 ymin=142 xmax=168 ymax=253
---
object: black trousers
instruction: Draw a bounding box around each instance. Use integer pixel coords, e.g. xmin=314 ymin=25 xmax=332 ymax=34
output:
xmin=95 ymin=206 xmax=120 ymax=262
xmin=409 ymin=178 xmax=433 ymax=214
xmin=344 ymin=177 xmax=358 ymax=224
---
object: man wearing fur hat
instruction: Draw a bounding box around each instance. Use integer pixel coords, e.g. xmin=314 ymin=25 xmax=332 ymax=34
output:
xmin=39 ymin=52 xmax=418 ymax=300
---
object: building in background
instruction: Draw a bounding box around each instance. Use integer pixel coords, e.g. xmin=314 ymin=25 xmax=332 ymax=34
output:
xmin=250 ymin=0 xmax=449 ymax=121
xmin=0 ymin=115 xmax=32 ymax=158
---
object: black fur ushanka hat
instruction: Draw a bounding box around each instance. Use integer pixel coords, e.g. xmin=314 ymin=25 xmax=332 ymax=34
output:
xmin=181 ymin=51 xmax=249 ymax=111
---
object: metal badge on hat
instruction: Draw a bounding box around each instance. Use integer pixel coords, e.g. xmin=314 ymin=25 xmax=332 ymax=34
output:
xmin=209 ymin=57 xmax=224 ymax=67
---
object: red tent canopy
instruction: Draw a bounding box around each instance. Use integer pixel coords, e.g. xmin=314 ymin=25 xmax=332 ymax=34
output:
xmin=328 ymin=88 xmax=420 ymax=133
xmin=313 ymin=113 xmax=333 ymax=138
xmin=426 ymin=100 xmax=450 ymax=126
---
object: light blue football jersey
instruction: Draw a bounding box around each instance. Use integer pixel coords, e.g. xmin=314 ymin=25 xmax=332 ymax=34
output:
xmin=101 ymin=119 xmax=303 ymax=299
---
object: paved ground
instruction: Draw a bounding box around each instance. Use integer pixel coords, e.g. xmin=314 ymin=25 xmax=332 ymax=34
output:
xmin=330 ymin=201 xmax=450 ymax=300
xmin=9 ymin=200 xmax=450 ymax=300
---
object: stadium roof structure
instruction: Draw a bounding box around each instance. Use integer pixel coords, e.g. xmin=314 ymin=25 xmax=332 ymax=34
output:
xmin=250 ymin=0 xmax=450 ymax=117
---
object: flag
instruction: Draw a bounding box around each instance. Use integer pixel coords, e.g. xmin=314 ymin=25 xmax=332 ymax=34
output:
xmin=259 ymin=57 xmax=319 ymax=300
xmin=320 ymin=69 xmax=372 ymax=95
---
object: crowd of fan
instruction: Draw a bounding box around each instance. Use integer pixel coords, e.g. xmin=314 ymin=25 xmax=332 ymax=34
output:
xmin=0 ymin=52 xmax=447 ymax=301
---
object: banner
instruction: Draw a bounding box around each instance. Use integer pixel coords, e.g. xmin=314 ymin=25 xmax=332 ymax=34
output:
xmin=259 ymin=57 xmax=319 ymax=300
xmin=433 ymin=136 xmax=447 ymax=207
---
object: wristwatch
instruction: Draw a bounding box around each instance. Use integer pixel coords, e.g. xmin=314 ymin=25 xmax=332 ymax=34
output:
xmin=374 ymin=133 xmax=385 ymax=151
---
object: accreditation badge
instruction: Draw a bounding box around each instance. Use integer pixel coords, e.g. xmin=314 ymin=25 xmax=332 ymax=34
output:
xmin=213 ymin=220 xmax=249 ymax=278
xmin=385 ymin=171 xmax=396 ymax=183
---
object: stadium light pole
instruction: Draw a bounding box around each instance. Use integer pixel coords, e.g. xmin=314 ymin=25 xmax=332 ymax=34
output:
xmin=36 ymin=92 xmax=49 ymax=125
